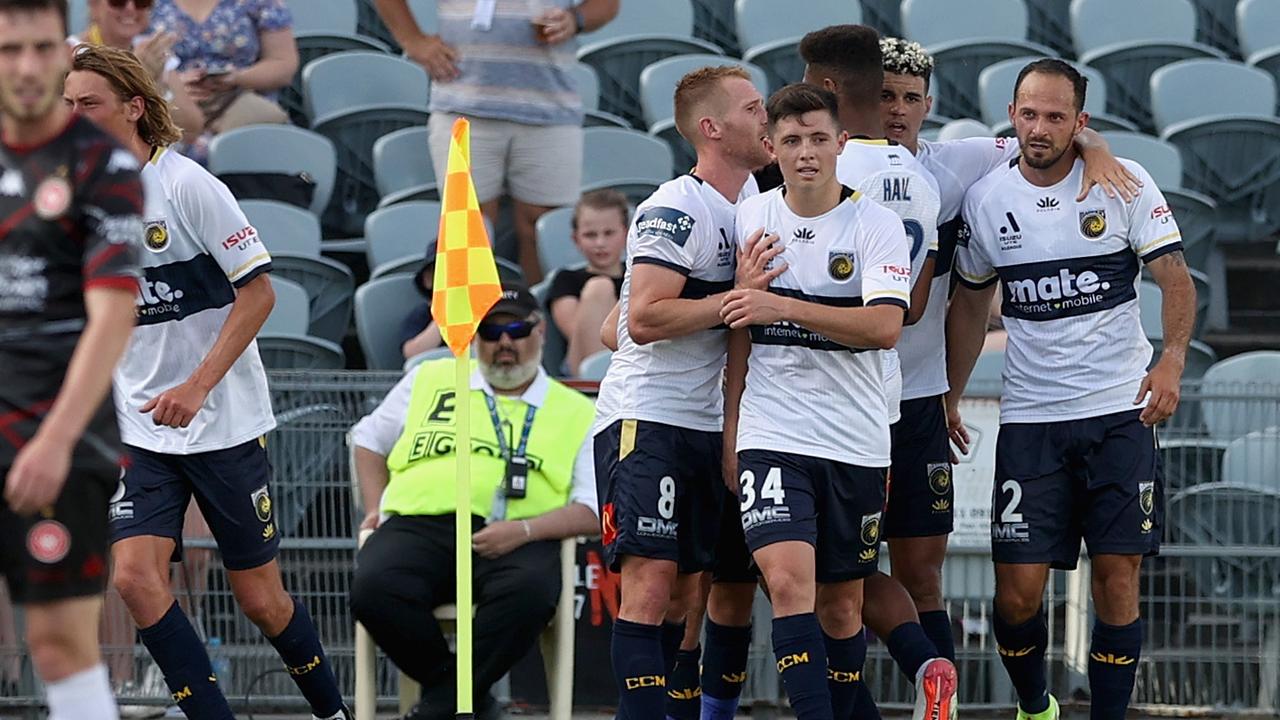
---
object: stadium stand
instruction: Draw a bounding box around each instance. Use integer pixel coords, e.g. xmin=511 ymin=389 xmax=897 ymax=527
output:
xmin=735 ymin=0 xmax=863 ymax=92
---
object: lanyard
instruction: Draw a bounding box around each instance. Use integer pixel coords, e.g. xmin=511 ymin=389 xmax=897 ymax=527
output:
xmin=483 ymin=394 xmax=537 ymax=461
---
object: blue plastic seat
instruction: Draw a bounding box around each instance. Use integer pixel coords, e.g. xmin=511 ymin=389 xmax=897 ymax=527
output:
xmin=208 ymin=125 xmax=337 ymax=216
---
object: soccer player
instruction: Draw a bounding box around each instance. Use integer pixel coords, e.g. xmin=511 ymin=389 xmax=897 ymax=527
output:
xmin=798 ymin=24 xmax=962 ymax=720
xmin=594 ymin=64 xmax=776 ymax=720
xmin=0 ymin=1 xmax=143 ymax=718
xmin=63 ymin=44 xmax=350 ymax=720
xmin=946 ymin=59 xmax=1195 ymax=720
xmin=722 ymin=83 xmax=911 ymax=720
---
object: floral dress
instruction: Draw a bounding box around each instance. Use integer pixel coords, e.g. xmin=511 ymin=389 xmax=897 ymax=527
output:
xmin=149 ymin=0 xmax=292 ymax=75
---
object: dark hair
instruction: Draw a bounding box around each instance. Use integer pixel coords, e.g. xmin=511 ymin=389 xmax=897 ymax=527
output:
xmin=766 ymin=83 xmax=840 ymax=132
xmin=798 ymin=24 xmax=883 ymax=109
xmin=0 ymin=0 xmax=66 ymax=33
xmin=1014 ymin=58 xmax=1087 ymax=113
xmin=572 ymin=188 xmax=629 ymax=231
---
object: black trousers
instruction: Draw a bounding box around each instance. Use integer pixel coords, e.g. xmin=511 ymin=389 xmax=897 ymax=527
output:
xmin=350 ymin=514 xmax=561 ymax=700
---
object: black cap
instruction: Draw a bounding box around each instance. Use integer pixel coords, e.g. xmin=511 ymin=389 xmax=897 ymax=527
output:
xmin=486 ymin=279 xmax=539 ymax=320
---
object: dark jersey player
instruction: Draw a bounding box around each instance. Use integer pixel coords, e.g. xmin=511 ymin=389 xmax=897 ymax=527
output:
xmin=0 ymin=1 xmax=144 ymax=719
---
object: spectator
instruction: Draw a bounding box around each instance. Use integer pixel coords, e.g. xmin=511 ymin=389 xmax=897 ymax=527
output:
xmin=149 ymin=0 xmax=297 ymax=145
xmin=373 ymin=0 xmax=620 ymax=284
xmin=401 ymin=249 xmax=524 ymax=362
xmin=349 ymin=279 xmax=599 ymax=720
xmin=546 ymin=189 xmax=627 ymax=375
xmin=73 ymin=0 xmax=206 ymax=144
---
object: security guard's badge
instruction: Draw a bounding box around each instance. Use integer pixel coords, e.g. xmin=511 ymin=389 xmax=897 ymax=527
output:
xmin=251 ymin=484 xmax=273 ymax=523
xmin=145 ymin=220 xmax=169 ymax=252
xmin=828 ymin=251 xmax=855 ymax=281
xmin=505 ymin=456 xmax=528 ymax=499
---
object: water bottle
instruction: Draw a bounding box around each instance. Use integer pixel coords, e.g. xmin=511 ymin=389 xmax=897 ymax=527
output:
xmin=207 ymin=637 xmax=232 ymax=689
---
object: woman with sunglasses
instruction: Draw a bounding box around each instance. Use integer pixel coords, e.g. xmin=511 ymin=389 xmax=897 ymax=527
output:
xmin=72 ymin=0 xmax=205 ymax=144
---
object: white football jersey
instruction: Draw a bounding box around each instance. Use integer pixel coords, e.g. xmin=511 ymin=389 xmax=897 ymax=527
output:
xmin=113 ymin=147 xmax=276 ymax=454
xmin=593 ymin=174 xmax=754 ymax=433
xmin=836 ymin=139 xmax=942 ymax=410
xmin=957 ymin=157 xmax=1182 ymax=423
xmin=734 ymin=186 xmax=911 ymax=466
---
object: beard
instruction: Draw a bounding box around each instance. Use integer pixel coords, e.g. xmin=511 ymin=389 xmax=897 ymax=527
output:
xmin=481 ymin=350 xmax=543 ymax=390
xmin=1022 ymin=140 xmax=1069 ymax=169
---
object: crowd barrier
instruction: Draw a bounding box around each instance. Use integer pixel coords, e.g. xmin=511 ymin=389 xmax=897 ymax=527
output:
xmin=0 ymin=373 xmax=1276 ymax=716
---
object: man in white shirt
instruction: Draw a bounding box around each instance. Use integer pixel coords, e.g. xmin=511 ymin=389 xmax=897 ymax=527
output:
xmin=63 ymin=46 xmax=348 ymax=720
xmin=722 ymin=83 xmax=915 ymax=720
xmin=946 ymin=59 xmax=1195 ymax=720
xmin=349 ymin=281 xmax=598 ymax=720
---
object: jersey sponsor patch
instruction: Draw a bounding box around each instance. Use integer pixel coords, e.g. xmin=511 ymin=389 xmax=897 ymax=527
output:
xmin=1000 ymin=249 xmax=1138 ymax=322
xmin=135 ymin=254 xmax=236 ymax=325
xmin=634 ymin=206 xmax=695 ymax=247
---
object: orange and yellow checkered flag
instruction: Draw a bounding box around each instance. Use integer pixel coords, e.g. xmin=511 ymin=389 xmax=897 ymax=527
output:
xmin=430 ymin=117 xmax=502 ymax=357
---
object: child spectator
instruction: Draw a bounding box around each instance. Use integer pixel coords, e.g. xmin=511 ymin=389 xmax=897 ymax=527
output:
xmin=546 ymin=189 xmax=627 ymax=375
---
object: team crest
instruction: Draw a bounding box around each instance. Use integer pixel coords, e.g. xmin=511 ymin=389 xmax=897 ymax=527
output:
xmin=1079 ymin=209 xmax=1107 ymax=239
xmin=927 ymin=463 xmax=952 ymax=496
xmin=27 ymin=519 xmax=71 ymax=564
xmin=251 ymin=484 xmax=273 ymax=523
xmin=144 ymin=220 xmax=169 ymax=252
xmin=860 ymin=512 xmax=882 ymax=546
xmin=1139 ymin=481 xmax=1154 ymax=515
xmin=828 ymin=251 xmax=855 ymax=281
xmin=34 ymin=175 xmax=72 ymax=220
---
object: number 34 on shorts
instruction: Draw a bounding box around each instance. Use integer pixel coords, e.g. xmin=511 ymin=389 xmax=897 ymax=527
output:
xmin=739 ymin=466 xmax=791 ymax=527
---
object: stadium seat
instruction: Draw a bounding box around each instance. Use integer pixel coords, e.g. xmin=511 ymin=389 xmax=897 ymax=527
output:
xmin=577 ymin=350 xmax=613 ymax=381
xmin=364 ymin=201 xmax=442 ymax=275
xmin=859 ymin=0 xmax=903 ymax=38
xmin=261 ymin=277 xmax=311 ymax=336
xmin=283 ymin=1 xmax=392 ymax=126
xmin=649 ymin=120 xmax=695 ymax=178
xmin=965 ymin=348 xmax=1004 ymax=397
xmin=270 ymin=256 xmax=356 ymax=346
xmin=901 ymin=0 xmax=1054 ymax=121
xmin=373 ymin=126 xmax=437 ymax=205
xmin=691 ymin=0 xmax=741 ymax=56
xmin=535 ymin=207 xmax=586 ymax=276
xmin=208 ymin=125 xmax=337 ymax=217
xmin=570 ymin=61 xmax=601 ymax=111
xmin=735 ymin=0 xmax=862 ymax=92
xmin=1199 ymin=351 xmax=1280 ymax=440
xmin=1023 ymin=0 xmax=1074 ymax=58
xmin=403 ymin=346 xmax=455 ymax=372
xmin=1071 ymin=0 xmax=1225 ymax=131
xmin=1190 ymin=0 xmax=1241 ymax=58
xmin=1139 ymin=280 xmax=1164 ymax=340
xmin=639 ymin=55 xmax=768 ymax=129
xmin=355 ymin=274 xmax=422 ymax=370
xmin=918 ymin=114 xmax=952 ymax=143
xmin=1238 ymin=0 xmax=1280 ymax=107
xmin=530 ymin=270 xmax=569 ymax=374
xmin=979 ymin=58 xmax=1138 ymax=135
xmin=256 ymin=333 xmax=346 ymax=370
xmin=302 ymin=51 xmax=429 ymax=123
xmin=288 ymin=0 xmax=356 ymax=34
xmin=582 ymin=127 xmax=675 ymax=191
xmin=1150 ymin=59 xmax=1280 ymax=240
xmin=239 ymin=200 xmax=322 ymax=257
xmin=936 ymin=118 xmax=993 ymax=142
xmin=354 ymin=0 xmax=437 ymax=52
xmin=1100 ymin=131 xmax=1219 ymax=271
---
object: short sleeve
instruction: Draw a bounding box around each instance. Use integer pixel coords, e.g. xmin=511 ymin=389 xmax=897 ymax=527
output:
xmin=397 ymin=303 xmax=433 ymax=349
xmin=569 ymin=430 xmax=599 ymax=517
xmin=250 ymin=0 xmax=292 ymax=32
xmin=858 ymin=206 xmax=912 ymax=310
xmin=954 ymin=194 xmax=997 ymax=289
xmin=1124 ymin=163 xmax=1183 ymax=263
xmin=546 ymin=269 xmax=585 ymax=307
xmin=81 ymin=147 xmax=144 ymax=292
xmin=352 ymin=369 xmax=417 ymax=456
xmin=169 ymin=162 xmax=272 ymax=287
xmin=629 ymin=204 xmax=700 ymax=275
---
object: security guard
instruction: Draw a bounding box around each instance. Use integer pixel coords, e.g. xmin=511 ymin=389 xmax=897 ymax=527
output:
xmin=349 ymin=279 xmax=599 ymax=720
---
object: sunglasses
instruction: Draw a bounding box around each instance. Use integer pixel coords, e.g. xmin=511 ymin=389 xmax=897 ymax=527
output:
xmin=107 ymin=0 xmax=154 ymax=9
xmin=476 ymin=318 xmax=539 ymax=342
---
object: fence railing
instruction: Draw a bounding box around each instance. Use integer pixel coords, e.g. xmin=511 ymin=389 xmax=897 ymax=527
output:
xmin=0 ymin=374 xmax=1276 ymax=715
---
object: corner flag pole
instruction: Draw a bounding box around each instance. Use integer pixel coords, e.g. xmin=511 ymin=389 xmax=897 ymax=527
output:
xmin=429 ymin=116 xmax=502 ymax=719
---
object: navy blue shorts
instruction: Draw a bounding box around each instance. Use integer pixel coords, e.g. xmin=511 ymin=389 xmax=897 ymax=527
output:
xmin=110 ymin=438 xmax=280 ymax=571
xmin=991 ymin=409 xmax=1163 ymax=569
xmin=1 ymin=467 xmax=114 ymax=604
xmin=886 ymin=395 xmax=954 ymax=538
xmin=737 ymin=449 xmax=887 ymax=583
xmin=712 ymin=483 xmax=757 ymax=584
xmin=596 ymin=420 xmax=725 ymax=574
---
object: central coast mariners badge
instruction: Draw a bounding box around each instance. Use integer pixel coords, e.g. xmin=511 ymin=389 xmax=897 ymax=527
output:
xmin=828 ymin=251 xmax=855 ymax=281
xmin=1079 ymin=208 xmax=1107 ymax=239
xmin=927 ymin=463 xmax=952 ymax=495
xmin=144 ymin=220 xmax=169 ymax=252
xmin=251 ymin=484 xmax=273 ymax=523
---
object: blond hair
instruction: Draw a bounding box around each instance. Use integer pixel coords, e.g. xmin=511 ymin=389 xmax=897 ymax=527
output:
xmin=71 ymin=44 xmax=182 ymax=146
xmin=673 ymin=65 xmax=752 ymax=145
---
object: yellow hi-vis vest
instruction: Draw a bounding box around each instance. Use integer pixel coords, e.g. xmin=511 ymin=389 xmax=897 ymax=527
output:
xmin=381 ymin=359 xmax=595 ymax=520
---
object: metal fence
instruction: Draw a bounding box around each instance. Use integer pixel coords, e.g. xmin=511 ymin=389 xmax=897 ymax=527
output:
xmin=1 ymin=374 xmax=1277 ymax=716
